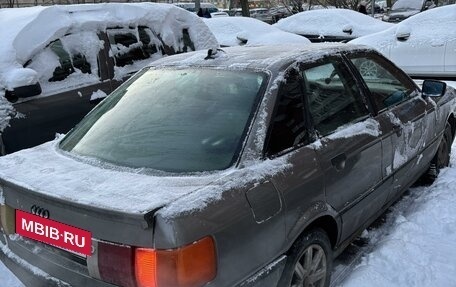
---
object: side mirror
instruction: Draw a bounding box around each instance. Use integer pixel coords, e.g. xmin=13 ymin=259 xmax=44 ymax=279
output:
xmin=422 ymin=80 xmax=446 ymax=97
xmin=5 ymin=82 xmax=42 ymax=103
xmin=342 ymin=25 xmax=353 ymax=35
xmin=396 ymin=25 xmax=411 ymax=41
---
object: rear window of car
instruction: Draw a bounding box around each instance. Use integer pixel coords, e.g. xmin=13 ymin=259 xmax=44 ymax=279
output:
xmin=60 ymin=67 xmax=267 ymax=172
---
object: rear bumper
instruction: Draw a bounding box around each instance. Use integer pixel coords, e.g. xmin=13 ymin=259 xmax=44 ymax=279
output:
xmin=0 ymin=232 xmax=113 ymax=287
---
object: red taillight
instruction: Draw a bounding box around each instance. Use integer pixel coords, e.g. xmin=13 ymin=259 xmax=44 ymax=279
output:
xmin=95 ymin=241 xmax=137 ymax=287
xmin=89 ymin=236 xmax=217 ymax=287
xmin=135 ymin=236 xmax=217 ymax=287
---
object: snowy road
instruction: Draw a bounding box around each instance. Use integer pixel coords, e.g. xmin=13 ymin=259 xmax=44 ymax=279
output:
xmin=2 ymin=144 xmax=456 ymax=286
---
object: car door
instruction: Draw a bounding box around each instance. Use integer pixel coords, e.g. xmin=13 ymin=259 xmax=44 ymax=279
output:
xmin=2 ymin=32 xmax=112 ymax=154
xmin=262 ymin=67 xmax=326 ymax=243
xmin=445 ymin=37 xmax=456 ymax=74
xmin=389 ymin=24 xmax=445 ymax=76
xmin=347 ymin=52 xmax=436 ymax=202
xmin=298 ymin=56 xmax=391 ymax=241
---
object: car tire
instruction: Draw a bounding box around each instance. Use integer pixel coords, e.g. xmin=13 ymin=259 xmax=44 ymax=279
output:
xmin=423 ymin=123 xmax=452 ymax=183
xmin=279 ymin=228 xmax=332 ymax=287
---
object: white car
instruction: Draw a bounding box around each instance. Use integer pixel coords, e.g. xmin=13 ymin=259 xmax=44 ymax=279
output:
xmin=204 ymin=17 xmax=311 ymax=47
xmin=274 ymin=8 xmax=393 ymax=42
xmin=350 ymin=5 xmax=456 ymax=78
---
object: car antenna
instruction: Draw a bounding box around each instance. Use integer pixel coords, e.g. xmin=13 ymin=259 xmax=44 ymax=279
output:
xmin=204 ymin=48 xmax=225 ymax=60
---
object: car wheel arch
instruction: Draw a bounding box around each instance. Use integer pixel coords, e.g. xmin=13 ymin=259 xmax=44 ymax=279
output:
xmin=286 ymin=205 xmax=340 ymax=252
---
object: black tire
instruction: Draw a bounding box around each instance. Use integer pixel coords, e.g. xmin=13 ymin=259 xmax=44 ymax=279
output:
xmin=279 ymin=229 xmax=332 ymax=287
xmin=423 ymin=123 xmax=452 ymax=183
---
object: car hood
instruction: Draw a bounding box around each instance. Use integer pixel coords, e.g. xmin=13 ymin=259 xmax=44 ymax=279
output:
xmin=0 ymin=140 xmax=231 ymax=215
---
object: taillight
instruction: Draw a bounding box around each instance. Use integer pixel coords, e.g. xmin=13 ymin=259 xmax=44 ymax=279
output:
xmin=90 ymin=240 xmax=137 ymax=287
xmin=135 ymin=236 xmax=217 ymax=287
xmin=88 ymin=236 xmax=217 ymax=287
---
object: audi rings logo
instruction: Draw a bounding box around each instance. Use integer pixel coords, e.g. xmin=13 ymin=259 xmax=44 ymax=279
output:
xmin=31 ymin=205 xmax=50 ymax=219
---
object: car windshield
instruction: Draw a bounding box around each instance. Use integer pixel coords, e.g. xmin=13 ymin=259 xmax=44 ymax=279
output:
xmin=391 ymin=0 xmax=423 ymax=11
xmin=60 ymin=68 xmax=266 ymax=173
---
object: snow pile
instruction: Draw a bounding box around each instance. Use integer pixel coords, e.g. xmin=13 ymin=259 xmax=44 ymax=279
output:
xmin=274 ymin=9 xmax=393 ymax=38
xmin=341 ymin=142 xmax=456 ymax=287
xmin=204 ymin=17 xmax=310 ymax=47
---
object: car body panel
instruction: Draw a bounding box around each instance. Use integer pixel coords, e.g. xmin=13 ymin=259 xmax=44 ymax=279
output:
xmin=1 ymin=44 xmax=455 ymax=287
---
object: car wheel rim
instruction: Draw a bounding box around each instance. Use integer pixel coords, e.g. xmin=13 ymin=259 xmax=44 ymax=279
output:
xmin=290 ymin=244 xmax=327 ymax=287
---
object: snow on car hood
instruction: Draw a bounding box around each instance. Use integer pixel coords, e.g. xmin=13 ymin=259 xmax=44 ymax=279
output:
xmin=204 ymin=17 xmax=310 ymax=47
xmin=0 ymin=139 xmax=290 ymax=218
xmin=274 ymin=9 xmax=394 ymax=38
xmin=0 ymin=3 xmax=218 ymax=90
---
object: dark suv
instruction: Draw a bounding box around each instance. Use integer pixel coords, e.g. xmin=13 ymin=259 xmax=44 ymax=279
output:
xmin=0 ymin=44 xmax=454 ymax=287
xmin=0 ymin=3 xmax=217 ymax=155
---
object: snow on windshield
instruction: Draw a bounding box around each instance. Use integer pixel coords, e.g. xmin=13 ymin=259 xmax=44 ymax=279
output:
xmin=204 ymin=17 xmax=311 ymax=47
xmin=273 ymin=9 xmax=393 ymax=38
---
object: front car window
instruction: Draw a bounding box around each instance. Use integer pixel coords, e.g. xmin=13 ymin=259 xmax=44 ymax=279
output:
xmin=60 ymin=68 xmax=266 ymax=172
xmin=349 ymin=54 xmax=416 ymax=111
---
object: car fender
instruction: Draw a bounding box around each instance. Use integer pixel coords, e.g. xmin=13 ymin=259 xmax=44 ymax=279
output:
xmin=286 ymin=201 xmax=341 ymax=249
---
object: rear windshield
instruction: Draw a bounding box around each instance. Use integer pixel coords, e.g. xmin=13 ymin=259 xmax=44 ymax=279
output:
xmin=60 ymin=68 xmax=266 ymax=172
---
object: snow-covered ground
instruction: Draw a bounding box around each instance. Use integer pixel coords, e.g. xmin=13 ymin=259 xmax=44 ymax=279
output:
xmin=2 ymin=140 xmax=456 ymax=286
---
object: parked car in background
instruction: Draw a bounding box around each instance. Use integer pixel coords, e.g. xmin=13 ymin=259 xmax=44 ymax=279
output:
xmin=0 ymin=3 xmax=217 ymax=155
xmin=1 ymin=43 xmax=455 ymax=287
xmin=382 ymin=0 xmax=455 ymax=22
xmin=351 ymin=4 xmax=456 ymax=78
xmin=269 ymin=5 xmax=292 ymax=22
xmin=274 ymin=8 xmax=393 ymax=42
xmin=204 ymin=16 xmax=310 ymax=46
xmin=174 ymin=2 xmax=224 ymax=17
xmin=250 ymin=8 xmax=274 ymax=23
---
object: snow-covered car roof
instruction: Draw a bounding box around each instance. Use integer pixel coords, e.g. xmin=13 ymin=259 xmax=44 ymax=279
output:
xmin=203 ymin=16 xmax=311 ymax=47
xmin=0 ymin=3 xmax=218 ymax=90
xmin=273 ymin=8 xmax=394 ymax=39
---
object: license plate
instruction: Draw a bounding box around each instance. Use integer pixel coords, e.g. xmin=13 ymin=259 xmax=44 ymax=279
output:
xmin=15 ymin=210 xmax=92 ymax=256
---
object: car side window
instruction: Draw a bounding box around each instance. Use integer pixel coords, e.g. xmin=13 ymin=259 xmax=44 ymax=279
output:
xmin=266 ymin=69 xmax=309 ymax=156
xmin=302 ymin=59 xmax=369 ymax=136
xmin=108 ymin=26 xmax=196 ymax=69
xmin=27 ymin=33 xmax=99 ymax=85
xmin=349 ymin=54 xmax=416 ymax=111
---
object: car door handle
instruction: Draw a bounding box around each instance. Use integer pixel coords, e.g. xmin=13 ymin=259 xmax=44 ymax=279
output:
xmin=331 ymin=153 xmax=347 ymax=171
xmin=393 ymin=124 xmax=402 ymax=137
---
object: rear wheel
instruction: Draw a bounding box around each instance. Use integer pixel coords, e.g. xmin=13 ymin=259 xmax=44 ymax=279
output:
xmin=423 ymin=123 xmax=452 ymax=183
xmin=280 ymin=229 xmax=332 ymax=287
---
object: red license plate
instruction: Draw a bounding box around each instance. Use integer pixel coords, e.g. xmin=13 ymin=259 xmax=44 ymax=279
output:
xmin=15 ymin=210 xmax=92 ymax=256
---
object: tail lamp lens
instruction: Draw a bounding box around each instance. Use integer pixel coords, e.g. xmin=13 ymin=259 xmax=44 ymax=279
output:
xmin=135 ymin=236 xmax=217 ymax=287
